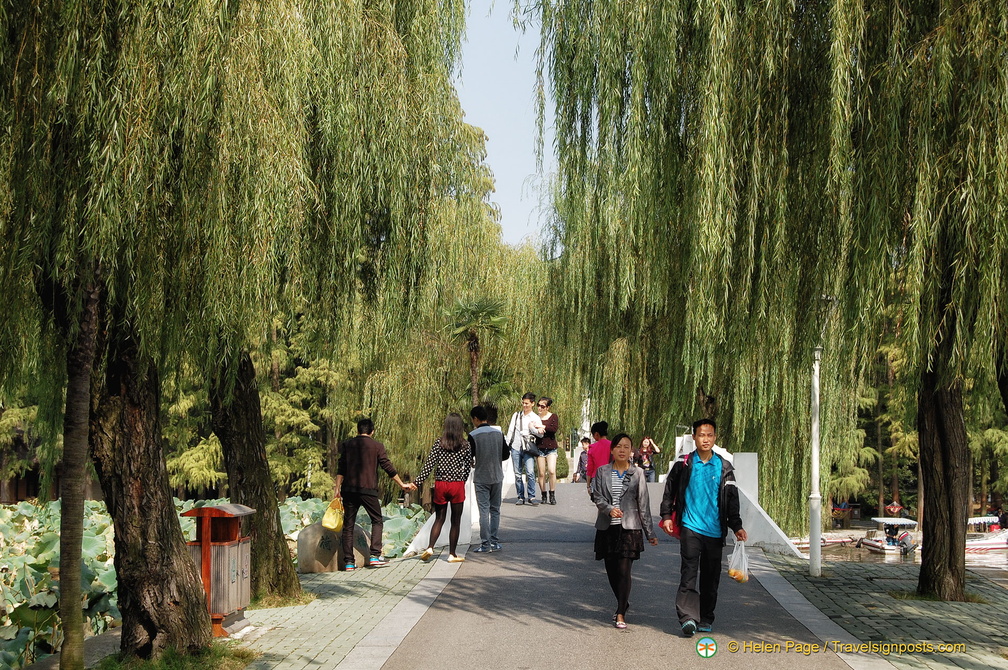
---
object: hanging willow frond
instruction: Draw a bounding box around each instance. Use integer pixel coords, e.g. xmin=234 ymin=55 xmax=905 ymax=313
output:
xmin=535 ymin=0 xmax=1008 ymax=533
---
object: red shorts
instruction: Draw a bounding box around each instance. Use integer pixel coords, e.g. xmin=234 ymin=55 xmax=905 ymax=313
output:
xmin=433 ymin=480 xmax=466 ymax=505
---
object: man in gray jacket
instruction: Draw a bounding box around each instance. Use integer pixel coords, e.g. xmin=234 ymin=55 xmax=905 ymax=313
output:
xmin=469 ymin=405 xmax=510 ymax=553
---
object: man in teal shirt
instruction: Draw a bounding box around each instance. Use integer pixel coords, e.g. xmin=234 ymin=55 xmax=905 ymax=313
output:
xmin=660 ymin=418 xmax=747 ymax=636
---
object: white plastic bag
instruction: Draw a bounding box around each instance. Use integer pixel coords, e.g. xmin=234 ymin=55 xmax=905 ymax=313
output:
xmin=728 ymin=540 xmax=749 ymax=583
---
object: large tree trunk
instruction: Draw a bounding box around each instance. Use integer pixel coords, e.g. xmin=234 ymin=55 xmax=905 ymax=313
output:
xmin=916 ymin=367 xmax=969 ymax=600
xmin=90 ymin=326 xmax=211 ymax=658
xmin=58 ymin=276 xmax=100 ymax=670
xmin=209 ymin=352 xmax=301 ymax=600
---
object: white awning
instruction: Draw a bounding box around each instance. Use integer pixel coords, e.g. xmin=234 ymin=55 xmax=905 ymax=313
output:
xmin=871 ymin=517 xmax=918 ymax=526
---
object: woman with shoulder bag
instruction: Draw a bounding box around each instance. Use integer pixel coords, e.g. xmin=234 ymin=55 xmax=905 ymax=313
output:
xmin=591 ymin=433 xmax=658 ymax=629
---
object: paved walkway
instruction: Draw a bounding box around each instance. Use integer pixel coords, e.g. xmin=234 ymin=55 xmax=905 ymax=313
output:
xmin=241 ymin=482 xmax=1005 ymax=670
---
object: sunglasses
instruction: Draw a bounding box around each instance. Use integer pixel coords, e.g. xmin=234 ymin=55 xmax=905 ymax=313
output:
xmin=537 ymin=404 xmax=547 ymax=408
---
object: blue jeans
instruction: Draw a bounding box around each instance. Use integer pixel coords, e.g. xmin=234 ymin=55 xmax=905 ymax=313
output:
xmin=511 ymin=449 xmax=536 ymax=500
xmin=474 ymin=481 xmax=503 ymax=545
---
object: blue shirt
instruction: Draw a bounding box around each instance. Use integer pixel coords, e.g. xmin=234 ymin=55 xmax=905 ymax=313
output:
xmin=681 ymin=451 xmax=722 ymax=538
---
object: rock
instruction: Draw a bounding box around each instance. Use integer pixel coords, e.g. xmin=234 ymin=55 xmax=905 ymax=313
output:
xmin=297 ymin=522 xmax=369 ymax=572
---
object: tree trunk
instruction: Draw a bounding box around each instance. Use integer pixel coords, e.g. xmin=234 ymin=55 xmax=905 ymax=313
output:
xmin=998 ymin=352 xmax=1008 ymax=428
xmin=696 ymin=386 xmax=718 ymax=418
xmin=916 ymin=367 xmax=969 ymax=600
xmin=890 ymin=453 xmax=900 ymax=504
xmin=469 ymin=339 xmax=480 ymax=408
xmin=90 ymin=326 xmax=211 ymax=658
xmin=0 ymin=445 xmax=11 ymax=504
xmin=326 ymin=414 xmax=339 ymax=494
xmin=59 ymin=277 xmax=100 ymax=670
xmin=876 ymin=405 xmax=885 ymax=516
xmin=209 ymin=352 xmax=301 ymax=600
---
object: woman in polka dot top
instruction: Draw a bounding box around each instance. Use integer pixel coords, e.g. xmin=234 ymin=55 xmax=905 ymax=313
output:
xmin=416 ymin=413 xmax=473 ymax=562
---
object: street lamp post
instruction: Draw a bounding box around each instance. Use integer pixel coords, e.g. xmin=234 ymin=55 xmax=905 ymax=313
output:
xmin=810 ymin=344 xmax=823 ymax=577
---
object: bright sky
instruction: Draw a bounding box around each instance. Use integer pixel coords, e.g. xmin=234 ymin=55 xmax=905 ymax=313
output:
xmin=455 ymin=3 xmax=556 ymax=248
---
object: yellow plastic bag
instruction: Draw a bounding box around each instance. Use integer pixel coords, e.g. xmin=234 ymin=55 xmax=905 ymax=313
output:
xmin=322 ymin=498 xmax=344 ymax=532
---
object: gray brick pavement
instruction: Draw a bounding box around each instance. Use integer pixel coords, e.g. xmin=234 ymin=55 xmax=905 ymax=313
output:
xmin=767 ymin=555 xmax=1008 ymax=669
xmin=240 ymin=548 xmax=453 ymax=670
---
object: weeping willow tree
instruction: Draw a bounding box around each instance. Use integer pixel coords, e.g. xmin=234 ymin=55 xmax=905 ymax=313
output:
xmin=0 ymin=0 xmax=481 ymax=663
xmin=536 ymin=0 xmax=1008 ymax=600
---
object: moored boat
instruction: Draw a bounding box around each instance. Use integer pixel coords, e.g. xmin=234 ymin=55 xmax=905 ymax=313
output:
xmin=791 ymin=536 xmax=857 ymax=550
xmin=857 ymin=517 xmax=918 ymax=555
xmin=965 ymin=528 xmax=1008 ymax=553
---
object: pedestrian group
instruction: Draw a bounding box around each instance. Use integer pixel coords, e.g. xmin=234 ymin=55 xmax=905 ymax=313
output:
xmin=335 ymin=402 xmax=747 ymax=635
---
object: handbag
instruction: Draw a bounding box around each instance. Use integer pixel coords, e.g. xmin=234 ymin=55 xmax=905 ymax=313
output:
xmin=524 ymin=433 xmax=543 ymax=457
xmin=508 ymin=411 xmax=542 ymax=456
xmin=321 ymin=497 xmax=344 ymax=532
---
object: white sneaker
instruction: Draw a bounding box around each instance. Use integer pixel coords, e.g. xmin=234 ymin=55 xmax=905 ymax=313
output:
xmin=420 ymin=548 xmax=434 ymax=561
xmin=447 ymin=554 xmax=465 ymax=563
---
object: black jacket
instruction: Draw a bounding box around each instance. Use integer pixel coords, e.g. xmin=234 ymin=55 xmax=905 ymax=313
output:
xmin=659 ymin=452 xmax=743 ymax=546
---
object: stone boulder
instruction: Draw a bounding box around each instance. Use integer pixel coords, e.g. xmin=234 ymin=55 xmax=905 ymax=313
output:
xmin=297 ymin=522 xmax=369 ymax=572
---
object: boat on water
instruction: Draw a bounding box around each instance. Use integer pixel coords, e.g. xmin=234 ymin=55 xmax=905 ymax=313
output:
xmin=791 ymin=536 xmax=857 ymax=550
xmin=965 ymin=530 xmax=1008 ymax=553
xmin=857 ymin=517 xmax=918 ymax=555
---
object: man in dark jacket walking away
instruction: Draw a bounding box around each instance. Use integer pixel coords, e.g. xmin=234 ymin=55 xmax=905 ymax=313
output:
xmin=335 ymin=417 xmax=416 ymax=571
xmin=660 ymin=418 xmax=747 ymax=636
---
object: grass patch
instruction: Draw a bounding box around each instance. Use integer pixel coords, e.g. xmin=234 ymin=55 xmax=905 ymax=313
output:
xmin=247 ymin=589 xmax=316 ymax=610
xmin=94 ymin=642 xmax=257 ymax=670
xmin=887 ymin=590 xmax=987 ymax=604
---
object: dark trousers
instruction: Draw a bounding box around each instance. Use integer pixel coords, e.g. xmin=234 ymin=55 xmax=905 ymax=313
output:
xmin=676 ymin=527 xmax=724 ymax=625
xmin=341 ymin=492 xmax=383 ymax=562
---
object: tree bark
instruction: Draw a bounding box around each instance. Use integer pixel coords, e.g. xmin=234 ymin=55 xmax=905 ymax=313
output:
xmin=90 ymin=326 xmax=211 ymax=658
xmin=209 ymin=352 xmax=301 ymax=600
xmin=890 ymin=453 xmax=900 ymax=504
xmin=468 ymin=338 xmax=480 ymax=408
xmin=997 ymin=353 xmax=1008 ymax=425
xmin=0 ymin=444 xmax=11 ymax=504
xmin=58 ymin=276 xmax=100 ymax=670
xmin=696 ymin=386 xmax=718 ymax=418
xmin=876 ymin=403 xmax=885 ymax=516
xmin=916 ymin=367 xmax=969 ymax=600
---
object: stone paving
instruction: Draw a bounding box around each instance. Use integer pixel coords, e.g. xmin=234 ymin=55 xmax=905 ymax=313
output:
xmin=240 ymin=549 xmax=447 ymax=670
xmin=766 ymin=555 xmax=1008 ymax=670
xmin=236 ymin=498 xmax=1008 ymax=670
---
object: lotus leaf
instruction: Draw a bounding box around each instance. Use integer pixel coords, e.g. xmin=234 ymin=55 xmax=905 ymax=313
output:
xmin=27 ymin=592 xmax=56 ymax=609
xmin=81 ymin=533 xmax=108 ymax=561
xmin=94 ymin=567 xmax=117 ymax=592
xmin=8 ymin=602 xmax=56 ymax=629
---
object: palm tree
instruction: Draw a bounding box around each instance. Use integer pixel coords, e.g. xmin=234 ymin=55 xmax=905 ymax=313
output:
xmin=448 ymin=298 xmax=508 ymax=407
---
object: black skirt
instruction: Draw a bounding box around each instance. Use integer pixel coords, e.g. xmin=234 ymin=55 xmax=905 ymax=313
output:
xmin=594 ymin=524 xmax=645 ymax=560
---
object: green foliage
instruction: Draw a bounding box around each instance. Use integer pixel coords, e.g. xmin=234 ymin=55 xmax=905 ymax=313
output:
xmin=556 ymin=451 xmax=570 ymax=479
xmin=0 ymin=403 xmax=38 ymax=482
xmin=0 ymin=500 xmax=118 ymax=669
xmin=0 ymin=495 xmax=426 ymax=667
xmin=536 ymin=0 xmax=1008 ymax=535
